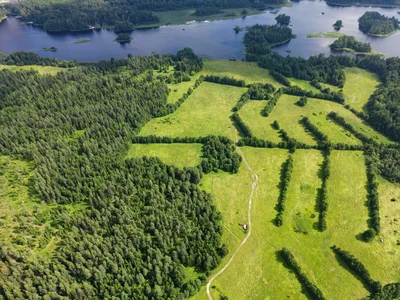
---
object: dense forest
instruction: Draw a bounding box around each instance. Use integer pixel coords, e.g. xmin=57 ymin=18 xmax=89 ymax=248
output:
xmin=329 ymin=35 xmax=372 ymax=53
xmin=9 ymin=0 xmax=286 ymax=32
xmin=0 ymin=49 xmax=232 ymax=299
xmin=275 ymin=13 xmax=290 ymax=25
xmin=358 ymin=11 xmax=399 ymax=36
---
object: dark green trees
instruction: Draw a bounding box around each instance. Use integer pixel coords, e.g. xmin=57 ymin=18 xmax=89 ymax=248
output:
xmin=333 ymin=20 xmax=343 ymax=29
xmin=296 ymin=96 xmax=308 ymax=106
xmin=358 ymin=11 xmax=399 ymax=36
xmin=275 ymin=13 xmax=291 ymax=25
xmin=330 ymin=36 xmax=372 ymax=53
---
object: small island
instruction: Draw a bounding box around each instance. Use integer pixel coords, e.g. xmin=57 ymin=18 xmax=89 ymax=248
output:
xmin=43 ymin=46 xmax=58 ymax=52
xmin=329 ymin=35 xmax=384 ymax=56
xmin=333 ymin=20 xmax=343 ymax=30
xmin=358 ymin=11 xmax=399 ymax=37
xmin=233 ymin=25 xmax=244 ymax=33
xmin=275 ymin=13 xmax=290 ymax=25
xmin=307 ymin=32 xmax=345 ymax=38
xmin=115 ymin=33 xmax=133 ymax=43
xmin=74 ymin=38 xmax=92 ymax=44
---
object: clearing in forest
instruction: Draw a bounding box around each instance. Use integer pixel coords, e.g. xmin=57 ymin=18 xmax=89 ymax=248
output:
xmin=343 ymin=67 xmax=380 ymax=112
xmin=139 ymin=82 xmax=246 ymax=140
xmin=0 ymin=64 xmax=66 ymax=75
xmin=126 ymin=143 xmax=202 ymax=168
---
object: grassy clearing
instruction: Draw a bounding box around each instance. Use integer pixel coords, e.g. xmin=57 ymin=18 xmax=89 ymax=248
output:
xmin=0 ymin=156 xmax=85 ymax=257
xmin=139 ymin=82 xmax=246 ymax=140
xmin=126 ymin=143 xmax=202 ymax=168
xmin=343 ymin=67 xmax=380 ymax=112
xmin=307 ymin=32 xmax=345 ymax=38
xmin=202 ymin=59 xmax=283 ymax=87
xmin=0 ymin=64 xmax=66 ymax=75
xmin=289 ymin=78 xmax=321 ymax=93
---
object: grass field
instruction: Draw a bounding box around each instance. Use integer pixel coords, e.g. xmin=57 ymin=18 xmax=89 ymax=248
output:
xmin=139 ymin=82 xmax=246 ymax=140
xmin=0 ymin=64 xmax=66 ymax=75
xmin=191 ymin=149 xmax=400 ymax=300
xmin=289 ymin=78 xmax=321 ymax=93
xmin=343 ymin=67 xmax=380 ymax=112
xmin=126 ymin=143 xmax=202 ymax=168
xmin=238 ymin=95 xmax=388 ymax=145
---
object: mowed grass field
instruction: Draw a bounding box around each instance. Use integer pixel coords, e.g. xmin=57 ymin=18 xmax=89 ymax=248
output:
xmin=239 ymin=94 xmax=391 ymax=145
xmin=140 ymin=82 xmax=246 ymax=140
xmin=0 ymin=64 xmax=66 ymax=75
xmin=126 ymin=143 xmax=202 ymax=168
xmin=191 ymin=149 xmax=400 ymax=300
xmin=343 ymin=67 xmax=380 ymax=112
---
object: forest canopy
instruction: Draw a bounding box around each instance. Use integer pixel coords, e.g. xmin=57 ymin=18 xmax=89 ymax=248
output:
xmin=358 ymin=11 xmax=399 ymax=36
xmin=329 ymin=35 xmax=372 ymax=53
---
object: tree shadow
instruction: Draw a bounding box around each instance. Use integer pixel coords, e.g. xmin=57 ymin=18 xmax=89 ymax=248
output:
xmin=275 ymin=250 xmax=315 ymax=300
xmin=331 ymin=250 xmax=374 ymax=293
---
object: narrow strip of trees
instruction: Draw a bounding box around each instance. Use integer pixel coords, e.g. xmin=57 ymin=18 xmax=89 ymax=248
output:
xmin=262 ymin=88 xmax=284 ymax=117
xmin=204 ymin=75 xmax=246 ymax=87
xmin=301 ymin=117 xmax=330 ymax=148
xmin=270 ymin=71 xmax=291 ymax=87
xmin=283 ymin=86 xmax=345 ymax=104
xmin=331 ymin=246 xmax=382 ymax=293
xmin=327 ymin=112 xmax=375 ymax=144
xmin=231 ymin=113 xmax=253 ymax=137
xmin=275 ymin=156 xmax=294 ymax=226
xmin=318 ymin=151 xmax=331 ymax=231
xmin=280 ymin=248 xmax=326 ymax=300
xmin=363 ymin=156 xmax=380 ymax=241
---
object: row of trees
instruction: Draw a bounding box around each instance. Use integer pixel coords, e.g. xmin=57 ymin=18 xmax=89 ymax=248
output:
xmin=270 ymin=70 xmax=291 ymax=86
xmin=301 ymin=117 xmax=330 ymax=148
xmin=331 ymin=246 xmax=382 ymax=293
xmin=283 ymin=85 xmax=345 ymax=104
xmin=364 ymin=154 xmax=381 ymax=238
xmin=327 ymin=112 xmax=375 ymax=144
xmin=204 ymin=75 xmax=246 ymax=87
xmin=319 ymin=152 xmax=331 ymax=231
xmin=275 ymin=156 xmax=294 ymax=226
xmin=280 ymin=248 xmax=325 ymax=300
xmin=231 ymin=113 xmax=253 ymax=137
xmin=262 ymin=88 xmax=283 ymax=117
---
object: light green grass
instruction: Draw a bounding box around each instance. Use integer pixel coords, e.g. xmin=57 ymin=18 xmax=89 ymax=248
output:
xmin=333 ymin=47 xmax=385 ymax=57
xmin=307 ymin=32 xmax=345 ymax=38
xmin=67 ymin=130 xmax=85 ymax=142
xmin=126 ymin=143 xmax=202 ymax=168
xmin=0 ymin=64 xmax=66 ymax=76
xmin=289 ymin=78 xmax=321 ymax=93
xmin=202 ymin=59 xmax=283 ymax=87
xmin=139 ymin=82 xmax=246 ymax=140
xmin=166 ymin=79 xmax=201 ymax=104
xmin=343 ymin=67 xmax=380 ymax=112
xmin=193 ymin=149 xmax=400 ymax=300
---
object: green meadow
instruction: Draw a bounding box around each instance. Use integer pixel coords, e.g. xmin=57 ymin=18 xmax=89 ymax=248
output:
xmin=0 ymin=64 xmax=66 ymax=75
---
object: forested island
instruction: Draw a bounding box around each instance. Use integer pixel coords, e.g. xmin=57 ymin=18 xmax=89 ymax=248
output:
xmin=115 ymin=33 xmax=133 ymax=43
xmin=333 ymin=20 xmax=343 ymax=29
xmin=275 ymin=13 xmax=291 ymax=25
xmin=329 ymin=35 xmax=383 ymax=56
xmin=6 ymin=0 xmax=288 ymax=33
xmin=358 ymin=11 xmax=399 ymax=36
xmin=325 ymin=0 xmax=398 ymax=7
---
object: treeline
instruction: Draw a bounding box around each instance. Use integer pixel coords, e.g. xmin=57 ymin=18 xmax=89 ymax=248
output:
xmin=204 ymin=75 xmax=246 ymax=87
xmin=0 ymin=48 xmax=229 ymax=299
xmin=231 ymin=113 xmax=253 ymax=137
xmin=12 ymin=0 xmax=286 ymax=32
xmin=248 ymin=83 xmax=276 ymax=99
xmin=364 ymin=154 xmax=380 ymax=238
xmin=275 ymin=155 xmax=294 ymax=226
xmin=326 ymin=0 xmax=397 ymax=6
xmin=330 ymin=35 xmax=372 ymax=53
xmin=262 ymin=88 xmax=284 ymax=117
xmin=301 ymin=117 xmax=330 ymax=148
xmin=327 ymin=112 xmax=375 ymax=144
xmin=270 ymin=70 xmax=291 ymax=86
xmin=279 ymin=248 xmax=325 ymax=300
xmin=367 ymin=283 xmax=400 ymax=300
xmin=243 ymin=24 xmax=295 ymax=55
xmin=366 ymin=144 xmax=400 ymax=182
xmin=283 ymin=85 xmax=345 ymax=104
xmin=318 ymin=151 xmax=331 ymax=231
xmin=0 ymin=51 xmax=75 ymax=67
xmin=358 ymin=11 xmax=399 ymax=36
xmin=331 ymin=246 xmax=382 ymax=294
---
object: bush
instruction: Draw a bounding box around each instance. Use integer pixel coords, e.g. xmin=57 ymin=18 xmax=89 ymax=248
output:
xmin=362 ymin=228 xmax=377 ymax=242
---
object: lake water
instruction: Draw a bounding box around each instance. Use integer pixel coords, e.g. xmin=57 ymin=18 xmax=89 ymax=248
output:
xmin=0 ymin=1 xmax=399 ymax=61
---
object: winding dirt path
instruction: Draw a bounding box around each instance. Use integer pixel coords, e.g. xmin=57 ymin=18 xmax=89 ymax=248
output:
xmin=206 ymin=147 xmax=258 ymax=300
